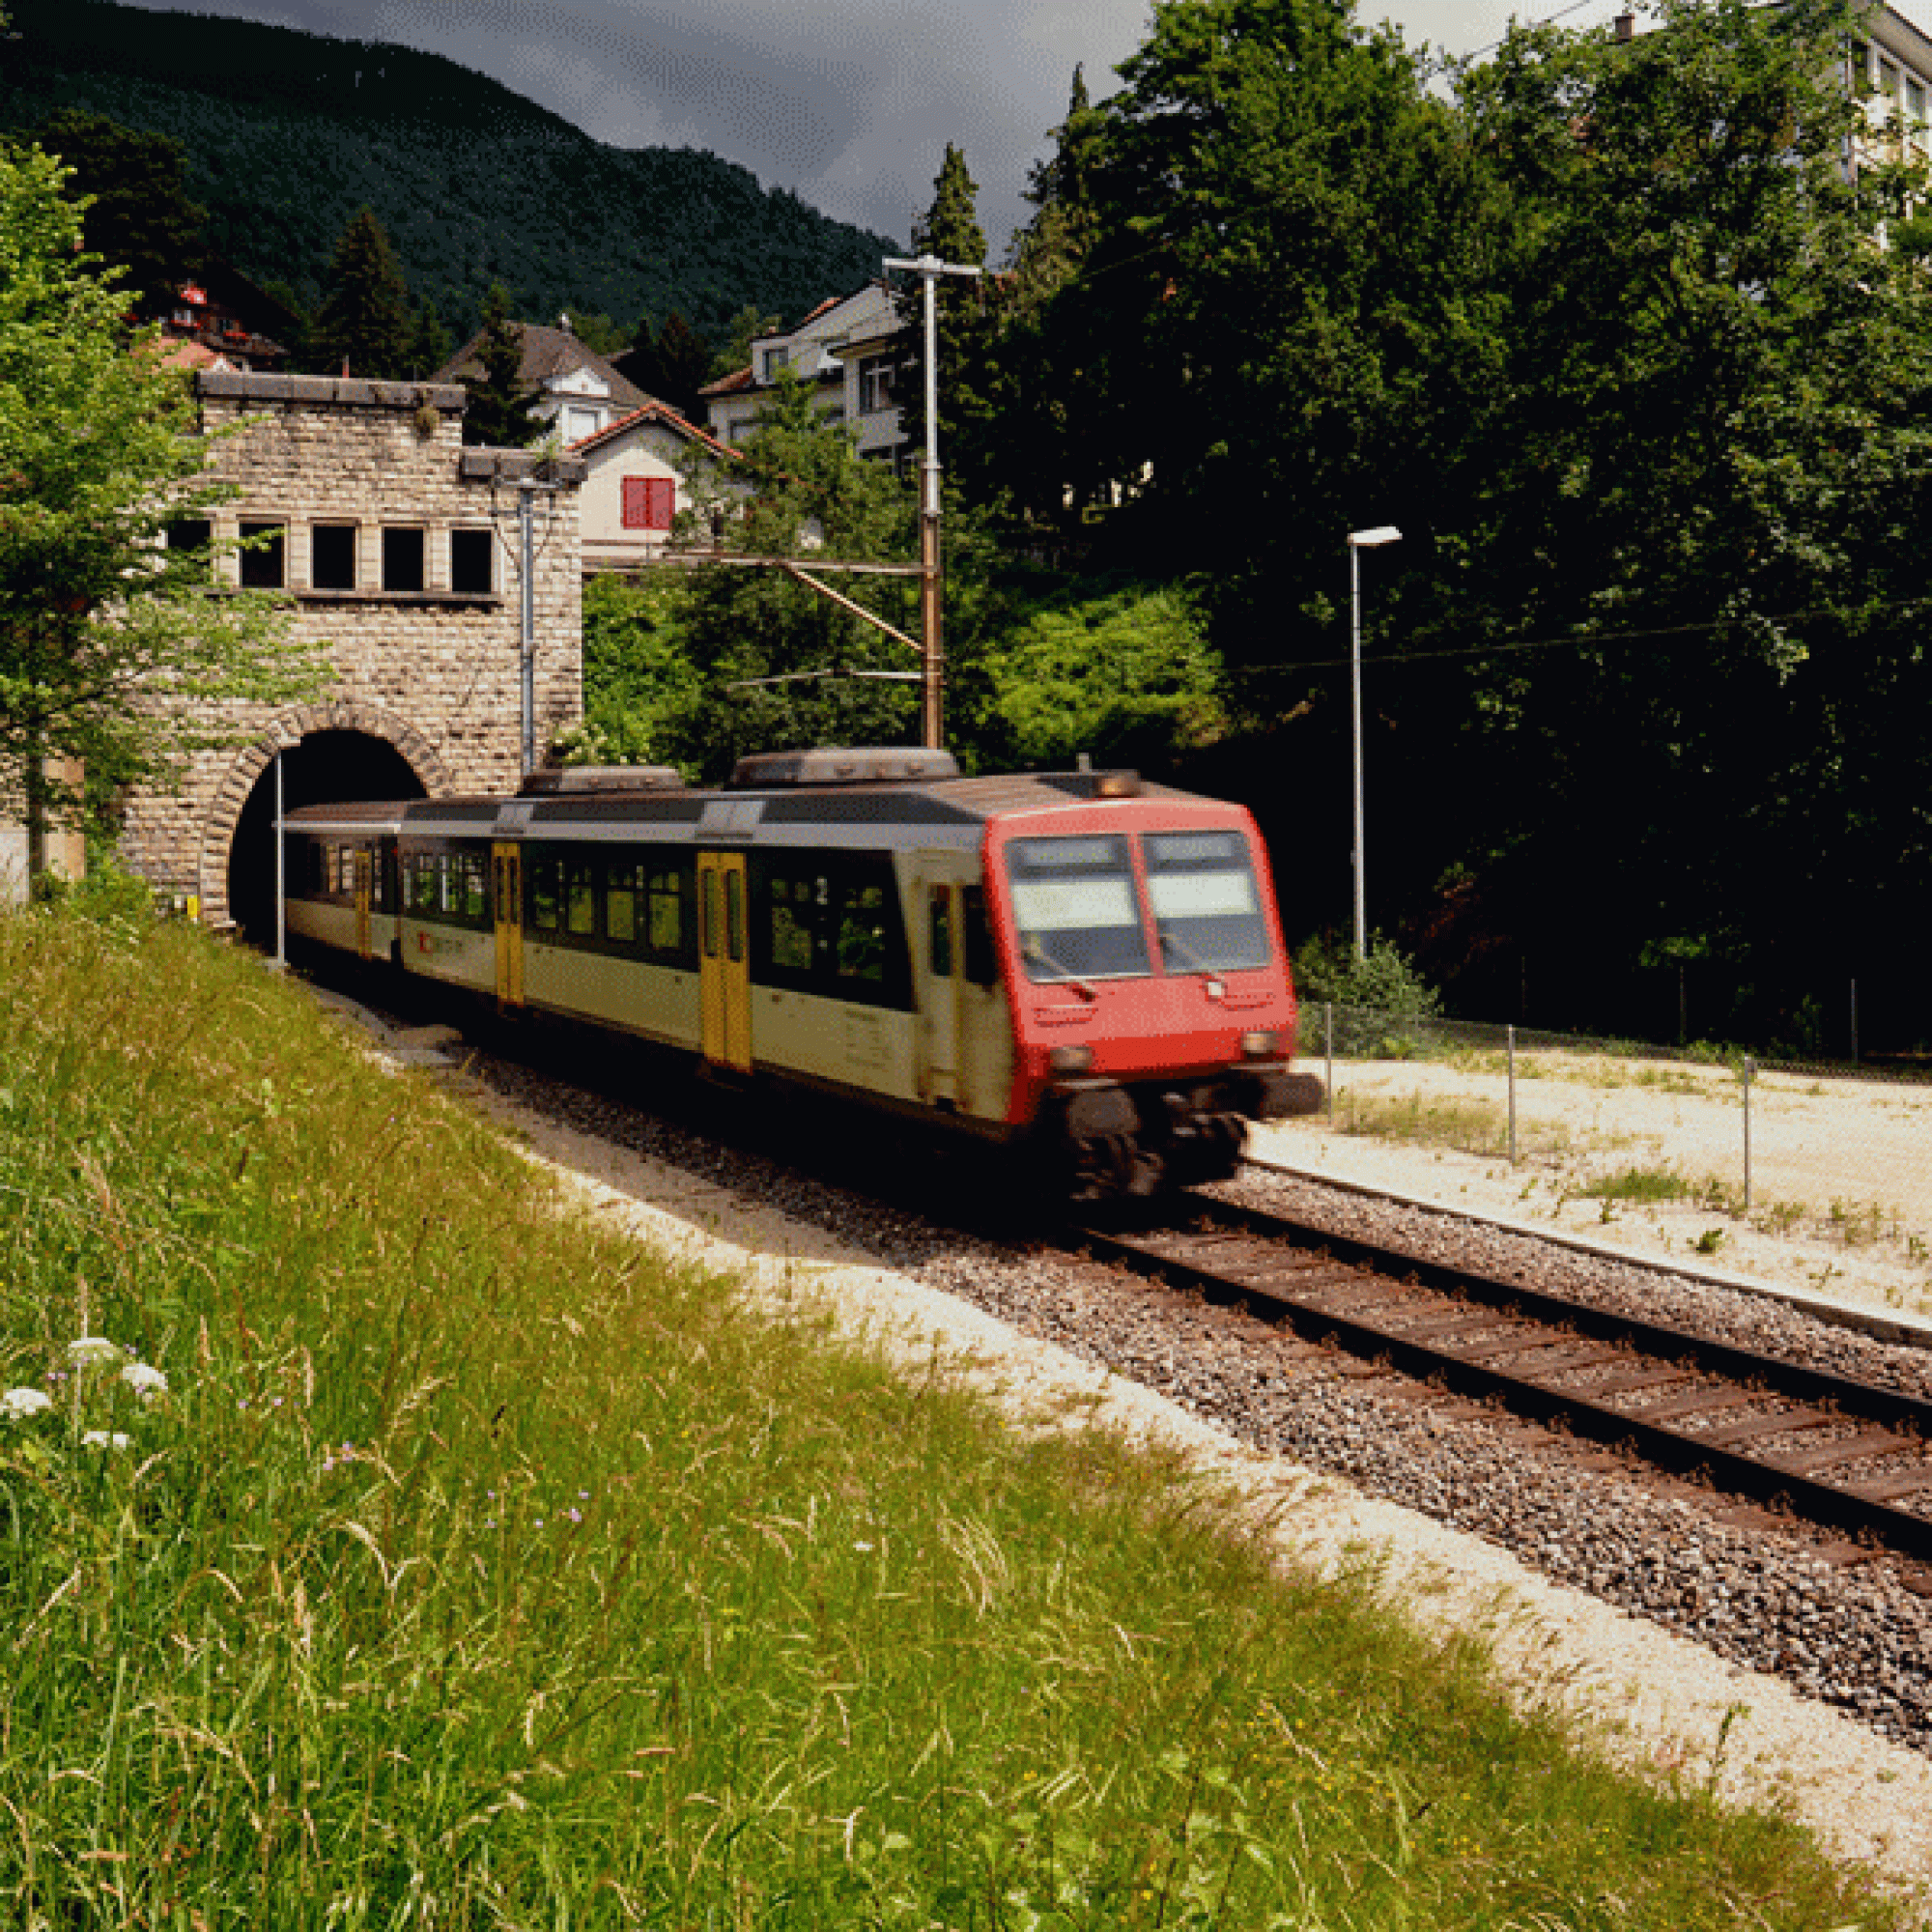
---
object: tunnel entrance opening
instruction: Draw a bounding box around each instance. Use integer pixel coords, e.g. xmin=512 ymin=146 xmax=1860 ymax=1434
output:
xmin=227 ymin=730 xmax=426 ymax=947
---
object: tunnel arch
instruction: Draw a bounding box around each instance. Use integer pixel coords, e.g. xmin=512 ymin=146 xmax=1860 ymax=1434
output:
xmin=206 ymin=704 xmax=453 ymax=942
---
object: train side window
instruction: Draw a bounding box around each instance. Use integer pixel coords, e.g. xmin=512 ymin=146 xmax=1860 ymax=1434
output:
xmin=437 ymin=854 xmax=455 ymax=915
xmin=646 ymin=867 xmax=684 ymax=954
xmin=962 ymin=887 xmax=996 ymax=986
xmin=834 ymin=879 xmax=888 ymax=986
xmin=306 ymin=843 xmax=324 ymax=895
xmin=566 ymin=861 xmax=597 ymax=937
xmin=769 ymin=874 xmax=814 ymax=972
xmin=701 ymin=867 xmax=720 ymax=958
xmin=463 ymin=855 xmax=487 ymax=921
xmin=928 ymin=890 xmax=954 ymax=979
xmin=607 ymin=863 xmax=638 ymax=943
xmin=725 ymin=867 xmax=745 ymax=963
xmin=530 ymin=857 xmax=560 ymax=931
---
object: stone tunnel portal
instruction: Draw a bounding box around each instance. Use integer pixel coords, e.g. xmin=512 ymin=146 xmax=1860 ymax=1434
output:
xmin=226 ymin=730 xmax=427 ymax=947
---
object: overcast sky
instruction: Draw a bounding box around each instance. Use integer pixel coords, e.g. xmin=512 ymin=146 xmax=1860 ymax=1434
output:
xmin=120 ymin=0 xmax=1861 ymax=265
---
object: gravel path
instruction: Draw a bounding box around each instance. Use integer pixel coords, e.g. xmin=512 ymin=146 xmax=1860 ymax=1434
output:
xmin=337 ymin=993 xmax=1932 ymax=1903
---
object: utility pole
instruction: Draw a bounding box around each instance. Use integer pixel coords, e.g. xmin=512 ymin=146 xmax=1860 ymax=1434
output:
xmin=883 ymin=252 xmax=981 ymax=751
xmin=519 ymin=483 xmax=536 ymax=778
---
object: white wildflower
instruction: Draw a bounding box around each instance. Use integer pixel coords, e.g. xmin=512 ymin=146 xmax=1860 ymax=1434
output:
xmin=67 ymin=1336 xmax=122 ymax=1369
xmin=81 ymin=1430 xmax=132 ymax=1451
xmin=120 ymin=1362 xmax=169 ymax=1403
xmin=1 ymin=1386 xmax=53 ymax=1420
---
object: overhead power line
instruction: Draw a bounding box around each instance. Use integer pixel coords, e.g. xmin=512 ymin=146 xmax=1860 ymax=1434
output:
xmin=1241 ymin=591 xmax=1932 ymax=676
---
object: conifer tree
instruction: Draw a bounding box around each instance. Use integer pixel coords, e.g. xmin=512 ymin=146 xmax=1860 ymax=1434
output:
xmin=895 ymin=144 xmax=990 ymax=469
xmin=408 ymin=296 xmax=452 ymax=381
xmin=460 ymin=283 xmax=536 ymax=446
xmin=613 ymin=313 xmax=666 ymax=402
xmin=652 ymin=312 xmax=714 ymax=420
xmin=310 ymin=207 xmax=412 ymax=379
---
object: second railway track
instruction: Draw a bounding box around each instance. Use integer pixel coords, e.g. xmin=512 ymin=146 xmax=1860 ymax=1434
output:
xmin=1077 ymin=1196 xmax=1932 ymax=1570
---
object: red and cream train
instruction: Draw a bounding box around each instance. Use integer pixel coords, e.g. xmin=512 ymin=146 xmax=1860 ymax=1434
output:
xmin=282 ymin=748 xmax=1321 ymax=1196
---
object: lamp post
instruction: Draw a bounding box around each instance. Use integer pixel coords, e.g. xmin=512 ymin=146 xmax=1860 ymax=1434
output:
xmin=1348 ymin=525 xmax=1402 ymax=962
xmin=882 ymin=251 xmax=982 ymax=750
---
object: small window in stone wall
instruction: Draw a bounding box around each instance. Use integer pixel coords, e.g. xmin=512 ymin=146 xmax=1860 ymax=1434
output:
xmin=312 ymin=524 xmax=356 ymax=590
xmin=240 ymin=522 xmax=285 ymax=589
xmin=450 ymin=527 xmax=494 ymax=594
xmin=165 ymin=517 xmax=212 ymax=553
xmin=383 ymin=526 xmax=426 ymax=593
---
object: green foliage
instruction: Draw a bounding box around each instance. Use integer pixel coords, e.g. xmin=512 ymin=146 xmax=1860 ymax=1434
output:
xmin=673 ymin=370 xmax=922 ymax=775
xmin=1293 ymin=932 xmax=1442 ymax=1020
xmin=651 ymin=311 xmax=714 ymax=418
xmin=460 ymin=283 xmax=536 ymax=448
xmin=961 ymin=575 xmax=1227 ymax=770
xmin=578 ymin=573 xmax=703 ymax=772
xmin=405 ymin=293 xmax=450 ymax=380
xmin=0 ymin=142 xmax=326 ymax=857
xmin=16 ymin=107 xmax=205 ymax=319
xmin=713 ymin=301 xmax=781 ymax=380
xmin=895 ymin=144 xmax=992 ymax=465
xmin=308 ymin=205 xmax=411 ymax=379
xmin=0 ymin=0 xmax=899 ymax=353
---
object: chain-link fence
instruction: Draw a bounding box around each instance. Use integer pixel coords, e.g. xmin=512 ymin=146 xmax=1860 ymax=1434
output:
xmin=1288 ymin=1003 xmax=1932 ymax=1251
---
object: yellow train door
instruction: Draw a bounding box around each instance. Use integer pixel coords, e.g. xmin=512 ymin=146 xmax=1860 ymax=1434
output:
xmin=353 ymin=848 xmax=373 ymax=960
xmin=698 ymin=852 xmax=752 ymax=1071
xmin=493 ymin=842 xmax=524 ymax=1008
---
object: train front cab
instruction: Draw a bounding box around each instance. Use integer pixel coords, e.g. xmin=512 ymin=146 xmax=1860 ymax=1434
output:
xmin=981 ymin=798 xmax=1321 ymax=1196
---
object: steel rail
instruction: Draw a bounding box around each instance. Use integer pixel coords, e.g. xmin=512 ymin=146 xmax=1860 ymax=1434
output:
xmin=1070 ymin=1199 xmax=1932 ymax=1564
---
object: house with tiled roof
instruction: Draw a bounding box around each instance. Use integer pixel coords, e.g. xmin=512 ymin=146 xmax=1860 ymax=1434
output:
xmin=568 ymin=401 xmax=748 ymax=572
xmin=435 ymin=318 xmax=659 ymax=445
xmin=699 ymin=282 xmax=905 ymax=467
xmin=158 ymin=260 xmax=297 ymax=373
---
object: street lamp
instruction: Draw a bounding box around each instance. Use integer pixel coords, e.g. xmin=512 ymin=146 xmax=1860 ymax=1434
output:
xmin=1348 ymin=525 xmax=1402 ymax=962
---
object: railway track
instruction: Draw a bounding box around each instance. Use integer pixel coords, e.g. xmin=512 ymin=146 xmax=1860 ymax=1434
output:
xmin=1076 ymin=1195 xmax=1932 ymax=1567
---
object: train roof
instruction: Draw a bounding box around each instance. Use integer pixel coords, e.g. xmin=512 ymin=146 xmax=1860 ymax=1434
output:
xmin=284 ymin=768 xmax=1237 ymax=849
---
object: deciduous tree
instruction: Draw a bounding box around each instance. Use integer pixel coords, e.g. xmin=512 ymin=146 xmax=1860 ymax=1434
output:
xmin=0 ymin=143 xmax=325 ymax=869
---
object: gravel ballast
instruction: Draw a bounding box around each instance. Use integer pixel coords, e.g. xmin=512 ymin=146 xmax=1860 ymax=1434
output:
xmin=344 ymin=999 xmax=1932 ymax=1903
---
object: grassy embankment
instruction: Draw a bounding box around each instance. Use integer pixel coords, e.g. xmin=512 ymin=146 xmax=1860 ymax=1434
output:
xmin=0 ymin=901 xmax=1910 ymax=1927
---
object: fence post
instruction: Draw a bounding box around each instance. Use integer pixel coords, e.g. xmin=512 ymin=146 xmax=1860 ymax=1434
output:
xmin=1325 ymin=1002 xmax=1335 ymax=1123
xmin=1507 ymin=1023 xmax=1518 ymax=1166
xmin=1742 ymin=1055 xmax=1754 ymax=1212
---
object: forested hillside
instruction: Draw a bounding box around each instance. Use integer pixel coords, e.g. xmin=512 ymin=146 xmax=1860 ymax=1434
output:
xmin=0 ymin=0 xmax=899 ymax=340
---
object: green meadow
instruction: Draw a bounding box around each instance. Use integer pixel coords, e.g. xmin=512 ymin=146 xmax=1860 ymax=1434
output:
xmin=0 ymin=898 xmax=1907 ymax=1928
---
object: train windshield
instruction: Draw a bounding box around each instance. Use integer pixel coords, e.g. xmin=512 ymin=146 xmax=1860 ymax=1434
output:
xmin=1006 ymin=836 xmax=1152 ymax=982
xmin=1143 ymin=831 xmax=1271 ymax=972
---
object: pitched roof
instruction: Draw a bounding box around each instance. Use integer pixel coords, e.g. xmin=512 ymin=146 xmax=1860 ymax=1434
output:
xmin=698 ymin=364 xmax=755 ymax=399
xmin=568 ymin=401 xmax=737 ymax=463
xmin=433 ymin=322 xmax=657 ymax=410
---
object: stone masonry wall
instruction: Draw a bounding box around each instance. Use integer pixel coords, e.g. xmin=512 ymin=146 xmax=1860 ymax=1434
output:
xmin=120 ymin=374 xmax=583 ymax=925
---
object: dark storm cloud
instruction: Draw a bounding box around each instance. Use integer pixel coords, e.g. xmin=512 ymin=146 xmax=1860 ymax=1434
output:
xmin=118 ymin=0 xmax=1149 ymax=254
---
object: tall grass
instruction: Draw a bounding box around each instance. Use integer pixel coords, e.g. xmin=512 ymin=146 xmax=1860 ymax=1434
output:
xmin=0 ymin=905 xmax=1909 ymax=1927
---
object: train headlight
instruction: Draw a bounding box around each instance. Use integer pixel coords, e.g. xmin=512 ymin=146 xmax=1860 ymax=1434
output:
xmin=1239 ymin=1030 xmax=1279 ymax=1059
xmin=1049 ymin=1043 xmax=1094 ymax=1075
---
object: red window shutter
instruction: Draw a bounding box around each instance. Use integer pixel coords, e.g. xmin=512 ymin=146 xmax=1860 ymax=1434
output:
xmin=621 ymin=477 xmax=650 ymax=529
xmin=645 ymin=478 xmax=675 ymax=529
